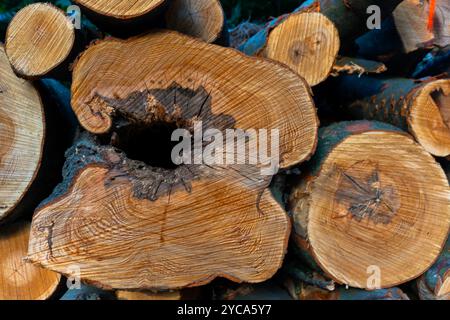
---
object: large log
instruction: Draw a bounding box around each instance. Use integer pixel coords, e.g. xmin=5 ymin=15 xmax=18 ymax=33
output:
xmin=289 ymin=121 xmax=450 ymax=289
xmin=240 ymin=3 xmax=340 ymax=86
xmin=332 ymin=75 xmax=450 ymax=157
xmin=0 ymin=221 xmax=61 ymax=300
xmin=27 ymin=31 xmax=319 ymax=291
xmin=165 ymin=0 xmax=228 ymax=45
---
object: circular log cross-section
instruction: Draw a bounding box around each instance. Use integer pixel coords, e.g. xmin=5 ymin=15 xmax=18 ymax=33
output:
xmin=27 ymin=31 xmax=318 ymax=290
xmin=0 ymin=222 xmax=61 ymax=300
xmin=5 ymin=3 xmax=75 ymax=79
xmin=166 ymin=0 xmax=225 ymax=44
xmin=74 ymin=0 xmax=166 ymax=19
xmin=290 ymin=121 xmax=450 ymax=289
xmin=0 ymin=45 xmax=44 ymax=222
xmin=241 ymin=10 xmax=340 ymax=86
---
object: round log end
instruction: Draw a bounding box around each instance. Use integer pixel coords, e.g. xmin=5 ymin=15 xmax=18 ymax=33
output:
xmin=409 ymin=79 xmax=450 ymax=157
xmin=5 ymin=3 xmax=75 ymax=78
xmin=74 ymin=0 xmax=166 ymax=20
xmin=166 ymin=0 xmax=225 ymax=43
xmin=291 ymin=128 xmax=450 ymax=289
xmin=265 ymin=12 xmax=340 ymax=86
xmin=0 ymin=221 xmax=61 ymax=300
xmin=0 ymin=45 xmax=44 ymax=222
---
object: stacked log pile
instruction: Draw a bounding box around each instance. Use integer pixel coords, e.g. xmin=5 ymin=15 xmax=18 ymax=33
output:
xmin=0 ymin=0 xmax=448 ymax=301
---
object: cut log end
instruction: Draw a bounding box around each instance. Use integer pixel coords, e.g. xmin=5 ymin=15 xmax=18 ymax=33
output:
xmin=0 ymin=46 xmax=44 ymax=221
xmin=265 ymin=12 xmax=340 ymax=86
xmin=409 ymin=79 xmax=450 ymax=157
xmin=290 ymin=125 xmax=450 ymax=289
xmin=165 ymin=0 xmax=225 ymax=43
xmin=74 ymin=0 xmax=166 ymax=20
xmin=0 ymin=221 xmax=61 ymax=300
xmin=5 ymin=3 xmax=75 ymax=78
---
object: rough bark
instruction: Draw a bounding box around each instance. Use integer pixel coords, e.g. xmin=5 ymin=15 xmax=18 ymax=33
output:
xmin=289 ymin=121 xmax=450 ymax=289
xmin=240 ymin=3 xmax=340 ymax=86
xmin=0 ymin=221 xmax=62 ymax=300
xmin=27 ymin=31 xmax=319 ymax=291
xmin=332 ymin=75 xmax=450 ymax=157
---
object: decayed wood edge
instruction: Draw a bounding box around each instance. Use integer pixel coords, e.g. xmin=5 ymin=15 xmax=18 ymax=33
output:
xmin=72 ymin=0 xmax=169 ymax=38
xmin=28 ymin=131 xmax=292 ymax=291
xmin=331 ymin=57 xmax=387 ymax=76
xmin=70 ymin=30 xmax=319 ymax=169
xmin=289 ymin=121 xmax=450 ymax=289
xmin=4 ymin=79 xmax=78 ymax=224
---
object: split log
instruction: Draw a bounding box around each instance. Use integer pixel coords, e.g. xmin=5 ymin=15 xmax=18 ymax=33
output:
xmin=165 ymin=0 xmax=228 ymax=45
xmin=289 ymin=121 xmax=450 ymax=289
xmin=416 ymin=229 xmax=450 ymax=300
xmin=5 ymin=3 xmax=76 ymax=79
xmin=393 ymin=0 xmax=449 ymax=53
xmin=0 ymin=221 xmax=61 ymax=300
xmin=240 ymin=5 xmax=340 ymax=86
xmin=73 ymin=0 xmax=168 ymax=37
xmin=285 ymin=279 xmax=409 ymax=300
xmin=332 ymin=75 xmax=450 ymax=157
xmin=298 ymin=0 xmax=403 ymax=49
xmin=27 ymin=31 xmax=318 ymax=291
xmin=331 ymin=57 xmax=387 ymax=77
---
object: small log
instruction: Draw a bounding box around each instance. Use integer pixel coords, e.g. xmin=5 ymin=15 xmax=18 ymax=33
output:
xmin=285 ymin=279 xmax=409 ymax=300
xmin=289 ymin=121 xmax=450 ymax=289
xmin=73 ymin=0 xmax=168 ymax=37
xmin=165 ymin=0 xmax=228 ymax=45
xmin=0 ymin=221 xmax=61 ymax=300
xmin=393 ymin=0 xmax=449 ymax=53
xmin=332 ymin=75 xmax=450 ymax=157
xmin=416 ymin=230 xmax=450 ymax=300
xmin=5 ymin=3 xmax=76 ymax=79
xmin=331 ymin=56 xmax=387 ymax=77
xmin=240 ymin=4 xmax=340 ymax=86
xmin=27 ymin=31 xmax=318 ymax=291
xmin=298 ymin=0 xmax=403 ymax=49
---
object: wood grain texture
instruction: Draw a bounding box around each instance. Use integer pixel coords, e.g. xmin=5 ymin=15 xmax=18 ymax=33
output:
xmin=165 ymin=0 xmax=226 ymax=44
xmin=74 ymin=0 xmax=166 ymax=19
xmin=240 ymin=7 xmax=340 ymax=87
xmin=5 ymin=3 xmax=75 ymax=79
xmin=0 ymin=45 xmax=44 ymax=222
xmin=289 ymin=121 xmax=450 ymax=289
xmin=0 ymin=221 xmax=61 ymax=300
xmin=27 ymin=31 xmax=319 ymax=291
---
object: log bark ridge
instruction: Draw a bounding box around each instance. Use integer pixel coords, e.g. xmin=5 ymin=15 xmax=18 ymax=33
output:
xmin=333 ymin=75 xmax=450 ymax=157
xmin=289 ymin=121 xmax=450 ymax=289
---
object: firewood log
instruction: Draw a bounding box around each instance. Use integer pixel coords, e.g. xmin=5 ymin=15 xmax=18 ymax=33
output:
xmin=116 ymin=288 xmax=201 ymax=300
xmin=240 ymin=3 xmax=340 ymax=86
xmin=5 ymin=3 xmax=100 ymax=80
xmin=393 ymin=0 xmax=449 ymax=53
xmin=331 ymin=57 xmax=387 ymax=77
xmin=165 ymin=0 xmax=228 ymax=45
xmin=27 ymin=31 xmax=318 ymax=291
xmin=289 ymin=121 xmax=450 ymax=289
xmin=298 ymin=0 xmax=403 ymax=49
xmin=285 ymin=278 xmax=409 ymax=300
xmin=416 ymin=220 xmax=450 ymax=300
xmin=332 ymin=75 xmax=450 ymax=157
xmin=0 ymin=221 xmax=61 ymax=300
xmin=72 ymin=0 xmax=168 ymax=37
